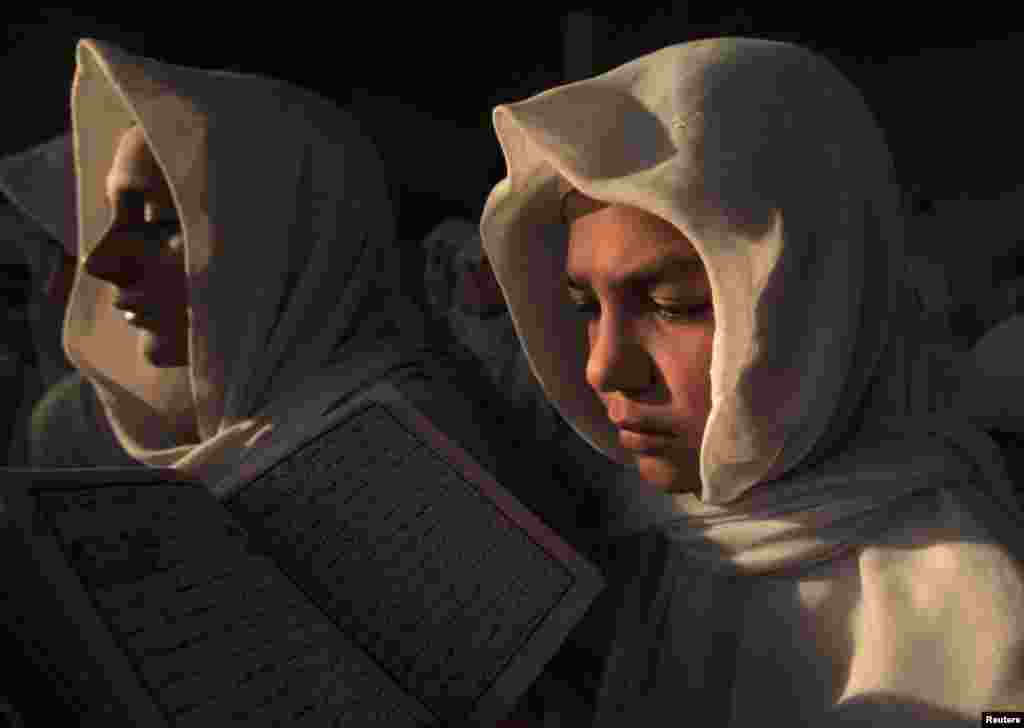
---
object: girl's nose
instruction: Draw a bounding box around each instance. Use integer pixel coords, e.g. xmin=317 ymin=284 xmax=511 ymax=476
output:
xmin=585 ymin=314 xmax=653 ymax=395
xmin=83 ymin=228 xmax=142 ymax=287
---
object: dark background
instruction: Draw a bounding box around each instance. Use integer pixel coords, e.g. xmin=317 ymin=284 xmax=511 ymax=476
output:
xmin=3 ymin=8 xmax=1023 ymax=317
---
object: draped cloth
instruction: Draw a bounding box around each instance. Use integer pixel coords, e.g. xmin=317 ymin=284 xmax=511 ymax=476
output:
xmin=68 ymin=39 xmax=427 ymax=484
xmin=480 ymin=37 xmax=1024 ymax=721
xmin=0 ymin=135 xmax=77 ymax=259
xmin=0 ymin=133 xmax=77 ymax=388
xmin=0 ymin=135 xmax=78 ymax=464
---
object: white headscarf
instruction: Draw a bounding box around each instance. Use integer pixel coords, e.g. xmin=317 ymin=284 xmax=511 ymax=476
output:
xmin=482 ymin=37 xmax=1024 ymax=720
xmin=69 ymin=39 xmax=427 ymax=484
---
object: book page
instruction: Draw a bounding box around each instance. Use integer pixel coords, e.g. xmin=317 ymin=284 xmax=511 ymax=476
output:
xmin=2 ymin=380 xmax=605 ymax=726
xmin=218 ymin=381 xmax=606 ymax=726
xmin=3 ymin=469 xmax=436 ymax=727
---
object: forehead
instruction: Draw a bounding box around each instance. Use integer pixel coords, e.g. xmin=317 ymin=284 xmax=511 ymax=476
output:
xmin=105 ymin=126 xmax=170 ymax=200
xmin=565 ymin=197 xmax=700 ymax=277
xmin=108 ymin=127 xmax=160 ymax=176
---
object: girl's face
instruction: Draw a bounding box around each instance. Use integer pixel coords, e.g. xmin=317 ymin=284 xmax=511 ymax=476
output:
xmin=84 ymin=125 xmax=189 ymax=368
xmin=564 ymin=192 xmax=714 ymax=494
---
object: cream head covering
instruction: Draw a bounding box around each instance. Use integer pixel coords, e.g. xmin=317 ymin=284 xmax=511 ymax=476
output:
xmin=482 ymin=37 xmax=1024 ymax=719
xmin=69 ymin=39 xmax=426 ymax=482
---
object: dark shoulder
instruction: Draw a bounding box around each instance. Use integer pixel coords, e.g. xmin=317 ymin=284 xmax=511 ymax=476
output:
xmin=30 ymin=372 xmax=92 ymax=423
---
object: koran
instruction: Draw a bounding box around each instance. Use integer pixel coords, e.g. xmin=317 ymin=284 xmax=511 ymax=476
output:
xmin=0 ymin=380 xmax=605 ymax=727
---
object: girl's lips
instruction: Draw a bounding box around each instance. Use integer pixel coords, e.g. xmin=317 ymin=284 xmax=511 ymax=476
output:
xmin=122 ymin=309 xmax=155 ymax=327
xmin=113 ymin=290 xmax=163 ymax=320
xmin=113 ymin=296 xmax=156 ymax=311
xmin=617 ymin=427 xmax=675 ymax=453
xmin=118 ymin=303 xmax=165 ymax=329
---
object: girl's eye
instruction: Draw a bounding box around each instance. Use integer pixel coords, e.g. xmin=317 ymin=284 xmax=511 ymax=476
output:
xmin=569 ymin=299 xmax=713 ymax=321
xmin=654 ymin=301 xmax=713 ymax=322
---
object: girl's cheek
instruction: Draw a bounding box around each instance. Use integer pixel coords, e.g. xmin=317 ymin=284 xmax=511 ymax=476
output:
xmin=676 ymin=327 xmax=715 ymax=438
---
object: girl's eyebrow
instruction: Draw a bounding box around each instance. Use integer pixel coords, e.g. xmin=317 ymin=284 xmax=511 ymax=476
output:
xmin=566 ymin=253 xmax=705 ymax=292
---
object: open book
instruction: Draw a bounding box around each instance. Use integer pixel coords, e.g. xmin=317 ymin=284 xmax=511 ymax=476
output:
xmin=0 ymin=380 xmax=605 ymax=727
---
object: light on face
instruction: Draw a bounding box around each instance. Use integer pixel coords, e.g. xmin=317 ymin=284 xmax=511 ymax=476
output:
xmin=563 ymin=194 xmax=715 ymax=496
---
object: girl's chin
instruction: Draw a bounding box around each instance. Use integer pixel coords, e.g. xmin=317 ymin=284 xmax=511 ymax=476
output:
xmin=634 ymin=450 xmax=702 ymax=495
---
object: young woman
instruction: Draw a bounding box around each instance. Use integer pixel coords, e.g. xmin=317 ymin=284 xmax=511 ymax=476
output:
xmin=65 ymin=38 xmax=437 ymax=484
xmin=482 ymin=37 xmax=1024 ymax=723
